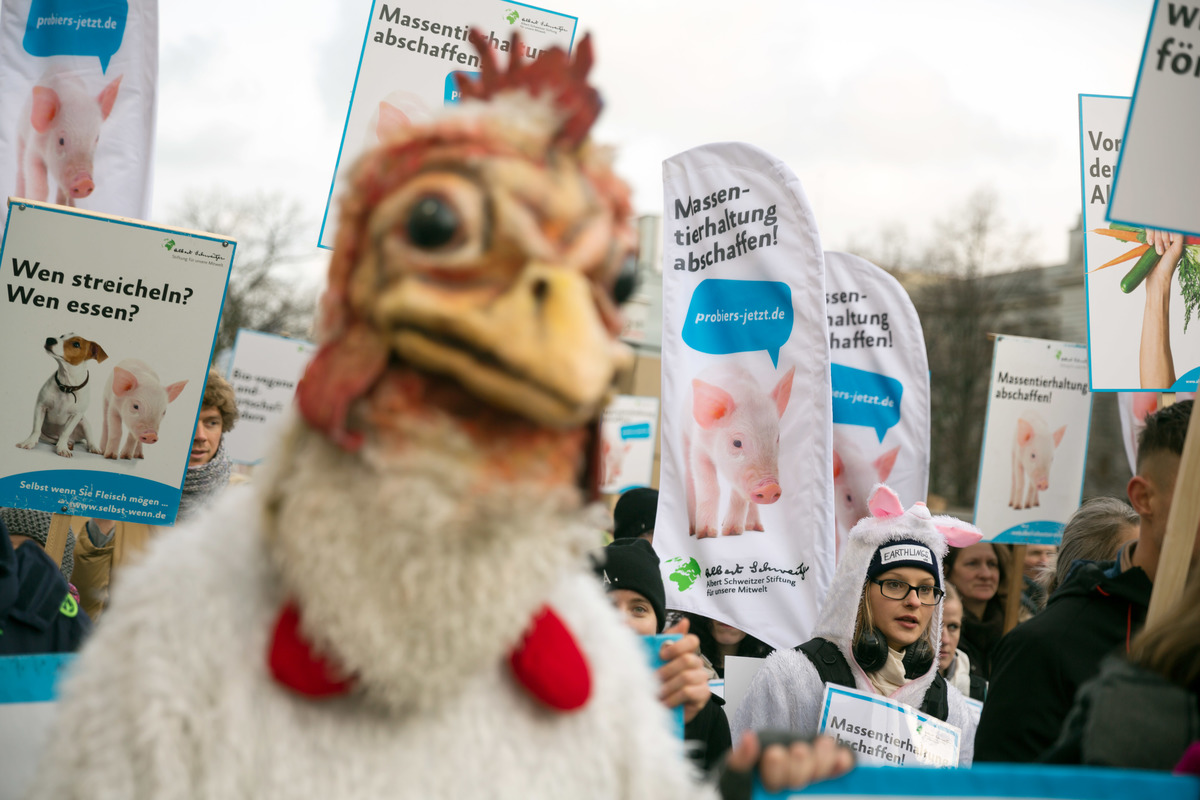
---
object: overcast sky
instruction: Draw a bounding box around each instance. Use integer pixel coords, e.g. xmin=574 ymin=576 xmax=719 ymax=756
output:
xmin=153 ymin=0 xmax=1153 ymax=285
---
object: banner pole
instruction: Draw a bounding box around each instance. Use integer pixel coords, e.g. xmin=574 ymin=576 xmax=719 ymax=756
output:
xmin=44 ymin=514 xmax=71 ymax=568
xmin=1144 ymin=398 xmax=1200 ymax=629
xmin=1002 ymin=544 xmax=1025 ymax=633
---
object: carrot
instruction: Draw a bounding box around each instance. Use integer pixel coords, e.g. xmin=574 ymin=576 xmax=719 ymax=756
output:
xmin=1093 ymin=228 xmax=1143 ymax=243
xmin=1090 ymin=243 xmax=1150 ymax=272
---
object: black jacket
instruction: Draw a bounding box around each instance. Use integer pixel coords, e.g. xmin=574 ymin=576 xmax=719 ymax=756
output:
xmin=685 ymin=694 xmax=732 ymax=773
xmin=0 ymin=520 xmax=91 ymax=655
xmin=973 ymin=559 xmax=1152 ymax=762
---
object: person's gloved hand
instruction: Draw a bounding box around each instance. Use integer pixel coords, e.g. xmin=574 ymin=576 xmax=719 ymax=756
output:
xmin=718 ymin=731 xmax=854 ymax=800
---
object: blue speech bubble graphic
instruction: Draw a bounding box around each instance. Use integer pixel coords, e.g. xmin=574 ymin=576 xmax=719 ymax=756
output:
xmin=23 ymin=0 xmax=128 ymax=73
xmin=620 ymin=422 xmax=651 ymax=440
xmin=830 ymin=362 xmax=903 ymax=442
xmin=445 ymin=71 xmax=478 ymax=104
xmin=682 ymin=279 xmax=793 ymax=367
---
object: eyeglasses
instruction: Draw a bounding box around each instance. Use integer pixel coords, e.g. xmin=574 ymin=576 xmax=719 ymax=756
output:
xmin=870 ymin=579 xmax=944 ymax=605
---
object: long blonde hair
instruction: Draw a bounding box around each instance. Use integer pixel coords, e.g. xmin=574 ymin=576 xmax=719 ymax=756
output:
xmin=1130 ymin=574 xmax=1200 ymax=689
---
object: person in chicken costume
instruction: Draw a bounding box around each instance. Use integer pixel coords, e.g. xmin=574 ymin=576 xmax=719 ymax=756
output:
xmin=29 ymin=33 xmax=851 ymax=800
xmin=732 ymin=485 xmax=982 ymax=767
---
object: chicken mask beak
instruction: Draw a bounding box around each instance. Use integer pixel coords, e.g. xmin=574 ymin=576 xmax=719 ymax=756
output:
xmin=377 ymin=261 xmax=634 ymax=428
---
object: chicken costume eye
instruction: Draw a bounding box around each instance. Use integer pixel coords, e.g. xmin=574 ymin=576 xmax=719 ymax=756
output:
xmin=407 ymin=196 xmax=460 ymax=249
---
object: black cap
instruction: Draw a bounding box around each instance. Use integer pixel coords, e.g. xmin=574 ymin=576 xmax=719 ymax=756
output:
xmin=595 ymin=538 xmax=666 ymax=632
xmin=613 ymin=488 xmax=658 ymax=540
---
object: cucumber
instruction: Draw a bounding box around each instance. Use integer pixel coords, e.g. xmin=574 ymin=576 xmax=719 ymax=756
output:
xmin=1109 ymin=222 xmax=1147 ymax=243
xmin=1120 ymin=247 xmax=1162 ymax=293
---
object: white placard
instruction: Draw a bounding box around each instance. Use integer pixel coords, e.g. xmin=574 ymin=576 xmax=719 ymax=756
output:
xmin=721 ymin=654 xmax=766 ymax=723
xmin=1081 ymin=94 xmax=1200 ymax=392
xmin=0 ymin=200 xmax=232 ymax=524
xmin=223 ymin=329 xmax=316 ymax=465
xmin=817 ymin=683 xmax=961 ymax=768
xmin=974 ymin=335 xmax=1093 ymax=544
xmin=1109 ymin=0 xmax=1200 ymax=237
xmin=825 ymin=252 xmax=930 ymax=556
xmin=655 ymin=142 xmax=835 ymax=652
xmin=0 ymin=0 xmax=157 ymax=229
xmin=319 ymin=0 xmax=578 ymax=249
xmin=599 ymin=394 xmax=658 ymax=494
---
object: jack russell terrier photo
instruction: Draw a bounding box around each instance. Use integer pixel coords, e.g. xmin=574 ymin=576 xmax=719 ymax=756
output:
xmin=16 ymin=333 xmax=109 ymax=458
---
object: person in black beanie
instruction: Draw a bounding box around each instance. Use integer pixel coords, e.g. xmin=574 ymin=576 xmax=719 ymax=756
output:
xmin=612 ymin=488 xmax=658 ymax=543
xmin=594 ymin=537 xmax=731 ymax=773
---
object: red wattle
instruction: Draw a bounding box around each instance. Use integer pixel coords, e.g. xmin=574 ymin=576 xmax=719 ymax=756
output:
xmin=509 ymin=605 xmax=591 ymax=712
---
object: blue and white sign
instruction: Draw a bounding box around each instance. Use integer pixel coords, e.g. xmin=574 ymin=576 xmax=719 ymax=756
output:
xmin=656 ymin=142 xmax=834 ymax=651
xmin=642 ymin=633 xmax=684 ymax=738
xmin=599 ymin=394 xmax=658 ymax=494
xmin=0 ymin=200 xmax=232 ymax=524
xmin=318 ymin=0 xmax=578 ymax=249
xmin=816 ymin=684 xmax=960 ymax=769
xmin=825 ymin=252 xmax=929 ymax=556
xmin=1081 ymin=94 xmax=1200 ymax=392
xmin=756 ymin=763 xmax=1200 ymax=800
xmin=974 ymin=335 xmax=1092 ymax=544
xmin=1109 ymin=1 xmax=1200 ymax=238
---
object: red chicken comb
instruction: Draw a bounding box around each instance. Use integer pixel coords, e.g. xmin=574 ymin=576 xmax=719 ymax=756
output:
xmin=456 ymin=29 xmax=601 ymax=151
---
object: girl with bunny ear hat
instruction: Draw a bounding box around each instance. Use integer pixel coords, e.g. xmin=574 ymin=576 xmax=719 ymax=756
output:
xmin=730 ymin=485 xmax=983 ymax=766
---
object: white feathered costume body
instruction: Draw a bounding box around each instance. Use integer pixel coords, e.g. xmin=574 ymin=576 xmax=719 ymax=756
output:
xmin=30 ymin=34 xmax=721 ymax=800
xmin=731 ymin=487 xmax=979 ymax=766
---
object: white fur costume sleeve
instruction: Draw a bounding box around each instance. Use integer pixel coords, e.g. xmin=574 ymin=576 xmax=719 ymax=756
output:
xmin=731 ymin=486 xmax=977 ymax=767
xmin=29 ymin=489 xmax=721 ymax=800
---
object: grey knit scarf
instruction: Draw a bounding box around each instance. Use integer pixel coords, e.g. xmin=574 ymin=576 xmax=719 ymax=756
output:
xmin=178 ymin=441 xmax=232 ymax=524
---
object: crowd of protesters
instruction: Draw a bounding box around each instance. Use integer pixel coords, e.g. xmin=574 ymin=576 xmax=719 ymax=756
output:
xmin=4 ymin=383 xmax=1196 ymax=782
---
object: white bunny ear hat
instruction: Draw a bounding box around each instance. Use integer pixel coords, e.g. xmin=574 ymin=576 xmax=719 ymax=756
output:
xmin=809 ymin=484 xmax=983 ymax=648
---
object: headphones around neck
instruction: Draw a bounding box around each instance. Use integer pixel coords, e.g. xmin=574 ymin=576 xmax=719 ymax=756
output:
xmin=852 ymin=627 xmax=934 ymax=679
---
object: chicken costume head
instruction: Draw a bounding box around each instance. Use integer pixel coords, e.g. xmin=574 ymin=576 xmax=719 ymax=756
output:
xmin=260 ymin=31 xmax=638 ymax=716
xmin=299 ymin=31 xmax=635 ymax=456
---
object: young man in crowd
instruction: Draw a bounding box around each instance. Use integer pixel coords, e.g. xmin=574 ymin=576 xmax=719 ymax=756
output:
xmin=974 ymin=400 xmax=1194 ymax=761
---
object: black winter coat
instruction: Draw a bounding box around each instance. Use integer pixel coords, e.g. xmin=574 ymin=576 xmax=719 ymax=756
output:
xmin=973 ymin=559 xmax=1151 ymax=763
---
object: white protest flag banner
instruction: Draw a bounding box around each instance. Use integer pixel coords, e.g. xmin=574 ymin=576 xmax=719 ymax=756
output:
xmin=319 ymin=0 xmax=577 ymax=249
xmin=816 ymin=684 xmax=960 ymax=768
xmin=1081 ymin=94 xmax=1200 ymax=392
xmin=223 ymin=329 xmax=317 ymax=466
xmin=0 ymin=0 xmax=156 ymax=230
xmin=656 ymin=142 xmax=834 ymax=650
xmin=824 ymin=251 xmax=929 ymax=556
xmin=1110 ymin=0 xmax=1200 ymax=238
xmin=599 ymin=395 xmax=658 ymax=494
xmin=974 ymin=335 xmax=1092 ymax=544
xmin=0 ymin=200 xmax=232 ymax=525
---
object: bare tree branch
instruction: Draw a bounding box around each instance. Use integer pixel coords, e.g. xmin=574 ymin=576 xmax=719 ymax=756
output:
xmin=171 ymin=191 xmax=317 ymax=360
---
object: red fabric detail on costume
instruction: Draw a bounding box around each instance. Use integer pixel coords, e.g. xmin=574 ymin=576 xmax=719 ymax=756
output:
xmin=509 ymin=605 xmax=591 ymax=712
xmin=268 ymin=602 xmax=355 ymax=698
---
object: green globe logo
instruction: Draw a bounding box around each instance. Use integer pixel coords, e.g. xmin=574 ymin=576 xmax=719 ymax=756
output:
xmin=506 ymin=10 xmax=519 ymax=23
xmin=664 ymin=557 xmax=701 ymax=591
